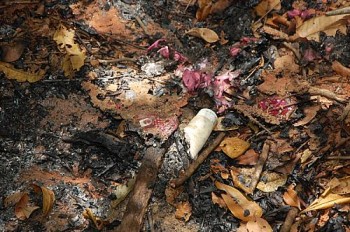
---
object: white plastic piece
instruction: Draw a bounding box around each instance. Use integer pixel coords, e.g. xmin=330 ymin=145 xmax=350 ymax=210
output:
xmin=184 ymin=109 xmax=218 ymax=159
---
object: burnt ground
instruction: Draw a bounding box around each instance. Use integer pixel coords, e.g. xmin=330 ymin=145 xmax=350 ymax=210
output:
xmin=1 ymin=0 xmax=350 ymax=231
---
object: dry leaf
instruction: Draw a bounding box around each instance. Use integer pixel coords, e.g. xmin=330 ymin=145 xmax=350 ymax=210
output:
xmin=302 ymin=193 xmax=350 ymax=212
xmin=230 ymin=168 xmax=254 ymax=193
xmin=274 ymin=54 xmax=300 ymax=74
xmin=214 ymin=116 xmax=239 ymax=131
xmin=211 ymin=0 xmax=232 ymax=14
xmin=246 ymin=218 xmax=273 ymax=232
xmin=300 ymin=149 xmax=312 ymax=164
xmin=293 ymin=105 xmax=320 ymax=126
xmin=165 ymin=186 xmax=184 ymax=207
xmin=186 ymin=28 xmax=219 ymax=43
xmin=0 ymin=41 xmax=25 ymax=62
xmin=295 ymin=14 xmax=350 ymax=42
xmin=83 ymin=208 xmax=104 ymax=230
xmin=196 ymin=0 xmax=212 ymax=21
xmin=14 ymin=193 xmax=40 ymax=220
xmin=32 ymin=184 xmax=55 ymax=216
xmin=328 ymin=177 xmax=350 ymax=195
xmin=255 ymin=0 xmax=281 ymax=17
xmin=283 ymin=184 xmax=301 ymax=209
xmin=235 ymin=149 xmax=259 ymax=165
xmin=211 ymin=192 xmax=226 ymax=208
xmin=53 ymin=24 xmax=86 ymax=77
xmin=256 ymin=171 xmax=287 ymax=192
xmin=196 ymin=0 xmax=232 ymax=21
xmin=219 ymin=137 xmax=250 ymax=159
xmin=4 ymin=192 xmax=26 ymax=207
xmin=215 ymin=181 xmax=263 ymax=221
xmin=0 ymin=61 xmax=44 ymax=83
xmin=332 ymin=60 xmax=350 ymax=77
xmin=175 ymin=201 xmax=192 ymax=222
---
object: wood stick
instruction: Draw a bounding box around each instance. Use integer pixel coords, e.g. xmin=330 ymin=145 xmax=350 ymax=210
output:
xmin=170 ymin=132 xmax=226 ymax=188
xmin=338 ymin=100 xmax=350 ymax=121
xmin=308 ymin=86 xmax=347 ymax=103
xmin=116 ymin=146 xmax=165 ymax=232
xmin=248 ymin=141 xmax=270 ymax=193
xmin=280 ymin=207 xmax=299 ymax=232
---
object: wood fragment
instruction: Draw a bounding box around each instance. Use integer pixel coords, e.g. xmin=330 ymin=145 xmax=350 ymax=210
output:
xmin=326 ymin=156 xmax=350 ymax=160
xmin=326 ymin=7 xmax=350 ymax=16
xmin=170 ymin=132 xmax=226 ymax=188
xmin=308 ymin=86 xmax=347 ymax=103
xmin=248 ymin=141 xmax=270 ymax=193
xmin=280 ymin=207 xmax=299 ymax=232
xmin=231 ymin=104 xmax=274 ymax=135
xmin=338 ymin=100 xmax=350 ymax=121
xmin=98 ymin=57 xmax=136 ymax=64
xmin=135 ymin=16 xmax=150 ymax=35
xmin=116 ymin=147 xmax=165 ymax=232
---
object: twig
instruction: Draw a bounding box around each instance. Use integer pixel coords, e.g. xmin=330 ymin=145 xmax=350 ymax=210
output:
xmin=2 ymin=0 xmax=39 ymax=4
xmin=147 ymin=210 xmax=155 ymax=232
xmin=248 ymin=141 xmax=270 ymax=193
xmin=326 ymin=7 xmax=350 ymax=16
xmin=308 ymin=86 xmax=347 ymax=103
xmin=185 ymin=0 xmax=195 ymax=11
xmin=135 ymin=16 xmax=150 ymax=35
xmin=326 ymin=156 xmax=350 ymax=160
xmin=280 ymin=207 xmax=299 ymax=232
xmin=98 ymin=58 xmax=136 ymax=64
xmin=170 ymin=132 xmax=226 ymax=188
xmin=338 ymin=100 xmax=350 ymax=121
xmin=42 ymin=78 xmax=85 ymax=82
xmin=76 ymin=32 xmax=92 ymax=55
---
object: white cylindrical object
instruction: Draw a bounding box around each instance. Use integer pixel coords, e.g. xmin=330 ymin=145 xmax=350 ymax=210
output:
xmin=184 ymin=109 xmax=218 ymax=159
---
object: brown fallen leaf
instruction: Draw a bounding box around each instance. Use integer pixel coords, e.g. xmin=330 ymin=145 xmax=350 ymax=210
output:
xmin=283 ymin=184 xmax=301 ymax=210
xmin=302 ymin=193 xmax=350 ymax=212
xmin=295 ymin=14 xmax=350 ymax=42
xmin=332 ymin=60 xmax=350 ymax=77
xmin=196 ymin=0 xmax=212 ymax=21
xmin=175 ymin=201 xmax=192 ymax=222
xmin=0 ymin=41 xmax=25 ymax=62
xmin=14 ymin=193 xmax=40 ymax=220
xmin=214 ymin=116 xmax=239 ymax=131
xmin=235 ymin=149 xmax=259 ymax=165
xmin=219 ymin=137 xmax=250 ymax=159
xmin=255 ymin=0 xmax=281 ymax=17
xmin=328 ymin=176 xmax=350 ymax=195
xmin=293 ymin=105 xmax=320 ymax=127
xmin=0 ymin=61 xmax=44 ymax=83
xmin=211 ymin=192 xmax=226 ymax=208
xmin=4 ymin=191 xmax=26 ymax=207
xmin=32 ymin=184 xmax=55 ymax=216
xmin=196 ymin=0 xmax=233 ymax=21
xmin=215 ymin=181 xmax=263 ymax=221
xmin=83 ymin=208 xmax=105 ymax=230
xmin=53 ymin=24 xmax=86 ymax=77
xmin=242 ymin=218 xmax=273 ymax=232
xmin=165 ymin=185 xmax=184 ymax=207
xmin=256 ymin=171 xmax=287 ymax=192
xmin=186 ymin=28 xmax=219 ymax=43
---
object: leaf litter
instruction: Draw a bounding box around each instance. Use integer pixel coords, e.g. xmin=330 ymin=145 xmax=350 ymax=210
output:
xmin=0 ymin=0 xmax=350 ymax=231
